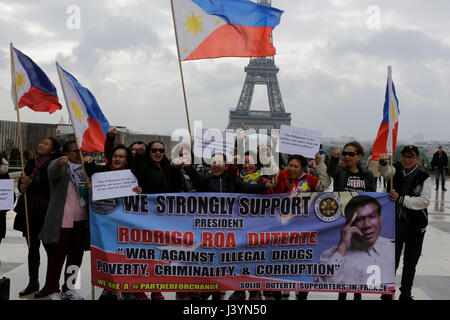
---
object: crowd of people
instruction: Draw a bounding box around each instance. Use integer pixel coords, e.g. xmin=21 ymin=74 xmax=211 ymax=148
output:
xmin=0 ymin=128 xmax=444 ymax=301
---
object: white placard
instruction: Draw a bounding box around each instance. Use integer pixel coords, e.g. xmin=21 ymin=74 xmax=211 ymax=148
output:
xmin=278 ymin=125 xmax=323 ymax=158
xmin=0 ymin=179 xmax=14 ymax=210
xmin=193 ymin=128 xmax=237 ymax=163
xmin=91 ymin=170 xmax=139 ymax=201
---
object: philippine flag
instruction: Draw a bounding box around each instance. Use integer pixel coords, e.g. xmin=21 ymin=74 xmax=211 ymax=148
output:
xmin=172 ymin=0 xmax=283 ymax=60
xmin=11 ymin=45 xmax=62 ymax=114
xmin=372 ymin=66 xmax=400 ymax=161
xmin=56 ymin=63 xmax=110 ymax=153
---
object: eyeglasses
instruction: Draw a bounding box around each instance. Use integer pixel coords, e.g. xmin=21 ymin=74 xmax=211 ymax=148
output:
xmin=112 ymin=155 xmax=127 ymax=159
xmin=67 ymin=149 xmax=79 ymax=153
xmin=342 ymin=151 xmax=357 ymax=157
xmin=151 ymin=148 xmax=165 ymax=153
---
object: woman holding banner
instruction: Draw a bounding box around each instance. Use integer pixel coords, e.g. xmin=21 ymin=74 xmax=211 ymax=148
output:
xmin=326 ymin=140 xmax=376 ymax=300
xmin=227 ymin=151 xmax=273 ymax=301
xmin=182 ymin=152 xmax=277 ymax=300
xmin=271 ymin=152 xmax=331 ymax=301
xmin=13 ymin=138 xmax=61 ymax=299
xmin=131 ymin=140 xmax=183 ymax=300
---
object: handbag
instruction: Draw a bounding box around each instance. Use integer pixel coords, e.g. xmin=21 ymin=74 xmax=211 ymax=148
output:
xmin=0 ymin=277 xmax=10 ymax=300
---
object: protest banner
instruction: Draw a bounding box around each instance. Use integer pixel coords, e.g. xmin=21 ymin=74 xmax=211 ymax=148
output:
xmin=278 ymin=125 xmax=322 ymax=159
xmin=0 ymin=179 xmax=14 ymax=210
xmin=90 ymin=192 xmax=395 ymax=294
xmin=91 ymin=170 xmax=138 ymax=201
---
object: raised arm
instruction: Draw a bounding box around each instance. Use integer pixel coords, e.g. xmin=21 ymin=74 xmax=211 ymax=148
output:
xmin=313 ymin=152 xmax=332 ymax=191
xmin=327 ymin=149 xmax=341 ymax=179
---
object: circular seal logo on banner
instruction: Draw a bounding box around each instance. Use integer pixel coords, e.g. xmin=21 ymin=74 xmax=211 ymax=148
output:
xmin=314 ymin=193 xmax=342 ymax=222
xmin=91 ymin=198 xmax=119 ymax=214
xmin=297 ymin=180 xmax=311 ymax=193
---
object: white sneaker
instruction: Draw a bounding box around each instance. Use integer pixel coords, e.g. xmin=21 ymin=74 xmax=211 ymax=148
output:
xmin=60 ymin=289 xmax=84 ymax=300
xmin=48 ymin=292 xmax=62 ymax=300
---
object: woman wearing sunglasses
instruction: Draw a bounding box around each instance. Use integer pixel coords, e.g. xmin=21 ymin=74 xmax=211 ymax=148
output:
xmin=326 ymin=140 xmax=377 ymax=301
xmin=130 ymin=141 xmax=182 ymax=300
xmin=131 ymin=141 xmax=182 ymax=195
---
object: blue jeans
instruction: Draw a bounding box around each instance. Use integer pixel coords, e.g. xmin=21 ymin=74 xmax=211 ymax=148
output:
xmin=435 ymin=168 xmax=446 ymax=189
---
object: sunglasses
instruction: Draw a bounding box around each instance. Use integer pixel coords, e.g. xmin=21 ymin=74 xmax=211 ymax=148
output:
xmin=342 ymin=151 xmax=358 ymax=157
xmin=151 ymin=148 xmax=165 ymax=153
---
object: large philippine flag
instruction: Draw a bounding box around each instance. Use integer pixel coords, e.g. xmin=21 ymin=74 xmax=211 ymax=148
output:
xmin=11 ymin=45 xmax=62 ymax=114
xmin=56 ymin=64 xmax=110 ymax=153
xmin=372 ymin=66 xmax=400 ymax=161
xmin=172 ymin=0 xmax=283 ymax=60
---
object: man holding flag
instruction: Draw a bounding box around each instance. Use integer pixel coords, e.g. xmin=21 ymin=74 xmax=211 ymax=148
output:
xmin=378 ymin=146 xmax=431 ymax=300
xmin=373 ymin=67 xmax=430 ymax=300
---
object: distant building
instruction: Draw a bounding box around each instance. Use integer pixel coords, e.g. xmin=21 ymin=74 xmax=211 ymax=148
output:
xmin=0 ymin=120 xmax=173 ymax=160
xmin=0 ymin=120 xmax=57 ymax=156
xmin=412 ymin=133 xmax=425 ymax=143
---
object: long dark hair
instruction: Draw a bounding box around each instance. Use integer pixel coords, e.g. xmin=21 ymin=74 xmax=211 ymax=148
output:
xmin=108 ymin=144 xmax=132 ymax=169
xmin=147 ymin=141 xmax=170 ymax=167
xmin=46 ymin=137 xmax=62 ymax=160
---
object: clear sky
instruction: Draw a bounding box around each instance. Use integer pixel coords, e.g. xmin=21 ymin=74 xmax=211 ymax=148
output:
xmin=1 ymin=0 xmax=449 ymax=141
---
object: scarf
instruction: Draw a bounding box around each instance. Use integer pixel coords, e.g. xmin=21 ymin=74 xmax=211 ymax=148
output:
xmin=67 ymin=161 xmax=87 ymax=207
xmin=243 ymin=170 xmax=262 ymax=185
xmin=30 ymin=155 xmax=51 ymax=185
xmin=29 ymin=155 xmax=52 ymax=209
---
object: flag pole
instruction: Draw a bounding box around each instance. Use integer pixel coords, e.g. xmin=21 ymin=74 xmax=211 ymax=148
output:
xmin=56 ymin=61 xmax=96 ymax=299
xmin=387 ymin=65 xmax=394 ymax=191
xmin=170 ymin=0 xmax=193 ymax=146
xmin=10 ymin=43 xmax=31 ymax=249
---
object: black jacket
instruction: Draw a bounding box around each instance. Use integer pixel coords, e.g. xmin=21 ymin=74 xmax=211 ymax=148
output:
xmin=388 ymin=162 xmax=429 ymax=231
xmin=327 ymin=157 xmax=376 ymax=192
xmin=187 ymin=167 xmax=267 ymax=194
xmin=13 ymin=158 xmax=51 ymax=236
xmin=431 ymin=151 xmax=448 ymax=169
xmin=131 ymin=155 xmax=182 ymax=194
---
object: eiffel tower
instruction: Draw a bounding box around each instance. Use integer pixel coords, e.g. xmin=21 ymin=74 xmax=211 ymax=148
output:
xmin=227 ymin=0 xmax=291 ymax=131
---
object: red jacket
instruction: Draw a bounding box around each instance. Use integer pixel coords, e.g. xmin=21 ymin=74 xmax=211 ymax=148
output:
xmin=273 ymin=170 xmax=319 ymax=194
